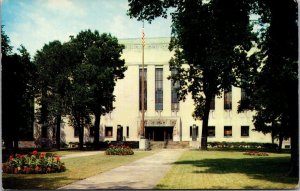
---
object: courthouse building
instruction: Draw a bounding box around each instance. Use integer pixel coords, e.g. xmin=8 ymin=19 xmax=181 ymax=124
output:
xmin=35 ymin=37 xmax=277 ymax=146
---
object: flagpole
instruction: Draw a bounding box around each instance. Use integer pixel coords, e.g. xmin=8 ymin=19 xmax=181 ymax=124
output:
xmin=141 ymin=21 xmax=145 ymax=138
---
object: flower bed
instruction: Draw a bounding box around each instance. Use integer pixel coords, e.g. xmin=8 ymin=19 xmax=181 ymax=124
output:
xmin=105 ymin=144 xmax=134 ymax=155
xmin=243 ymin=150 xmax=269 ymax=156
xmin=2 ymin=151 xmax=66 ymax=174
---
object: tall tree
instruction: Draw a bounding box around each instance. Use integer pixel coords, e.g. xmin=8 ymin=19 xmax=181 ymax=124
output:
xmin=128 ymin=0 xmax=255 ymax=150
xmin=70 ymin=30 xmax=126 ymax=150
xmin=2 ymin=26 xmax=36 ymax=151
xmin=241 ymin=0 xmax=298 ymax=177
xmin=34 ymin=41 xmax=72 ymax=149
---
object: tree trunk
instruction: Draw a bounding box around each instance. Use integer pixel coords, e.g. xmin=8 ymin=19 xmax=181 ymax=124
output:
xmin=278 ymin=132 xmax=283 ymax=153
xmin=93 ymin=112 xmax=101 ymax=150
xmin=201 ymin=94 xmax=212 ymax=150
xmin=56 ymin=114 xmax=61 ymax=150
xmin=79 ymin=115 xmax=84 ymax=150
xmin=287 ymin=79 xmax=298 ymax=177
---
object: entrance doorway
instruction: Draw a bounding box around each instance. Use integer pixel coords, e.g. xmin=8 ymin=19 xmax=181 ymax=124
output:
xmin=145 ymin=126 xmax=173 ymax=141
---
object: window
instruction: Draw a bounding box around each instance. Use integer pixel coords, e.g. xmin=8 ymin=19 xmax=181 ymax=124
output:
xmin=241 ymin=126 xmax=249 ymax=137
xmin=171 ymin=69 xmax=180 ymax=111
xmin=105 ymin=126 xmax=113 ymax=137
xmin=224 ymin=126 xmax=232 ymax=137
xmin=126 ymin=126 xmax=129 ymax=138
xmin=42 ymin=126 xmax=48 ymax=138
xmin=139 ymin=68 xmax=147 ymax=110
xmin=208 ymin=126 xmax=215 ymax=137
xmin=74 ymin=126 xmax=79 ymax=137
xmin=240 ymin=88 xmax=249 ymax=110
xmin=155 ymin=68 xmax=163 ymax=111
xmin=224 ymin=86 xmax=232 ymax=110
xmin=190 ymin=126 xmax=199 ymax=137
xmin=210 ymin=97 xmax=215 ymax=110
xmin=89 ymin=126 xmax=94 ymax=137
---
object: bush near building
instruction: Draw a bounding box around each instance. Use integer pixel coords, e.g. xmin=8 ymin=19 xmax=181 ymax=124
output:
xmin=105 ymin=144 xmax=134 ymax=155
xmin=208 ymin=142 xmax=278 ymax=150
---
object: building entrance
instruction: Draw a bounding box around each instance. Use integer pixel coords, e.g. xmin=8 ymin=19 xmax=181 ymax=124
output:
xmin=145 ymin=126 xmax=173 ymax=141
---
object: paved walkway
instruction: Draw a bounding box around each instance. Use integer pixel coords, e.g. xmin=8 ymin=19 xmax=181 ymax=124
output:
xmin=60 ymin=151 xmax=103 ymax=160
xmin=59 ymin=149 xmax=185 ymax=189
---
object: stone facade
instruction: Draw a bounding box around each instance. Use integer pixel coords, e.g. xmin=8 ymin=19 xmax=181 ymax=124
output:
xmin=35 ymin=37 xmax=284 ymax=146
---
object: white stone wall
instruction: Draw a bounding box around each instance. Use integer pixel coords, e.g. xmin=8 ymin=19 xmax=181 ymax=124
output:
xmin=35 ymin=37 xmax=273 ymax=145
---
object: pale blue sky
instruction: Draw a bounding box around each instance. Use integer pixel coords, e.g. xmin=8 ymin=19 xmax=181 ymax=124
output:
xmin=2 ymin=0 xmax=172 ymax=56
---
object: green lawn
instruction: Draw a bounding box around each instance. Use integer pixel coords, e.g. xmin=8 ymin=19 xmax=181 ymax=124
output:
xmin=156 ymin=150 xmax=299 ymax=189
xmin=2 ymin=150 xmax=156 ymax=190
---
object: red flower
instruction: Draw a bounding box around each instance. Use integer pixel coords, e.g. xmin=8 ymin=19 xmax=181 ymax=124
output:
xmin=56 ymin=155 xmax=60 ymax=161
xmin=9 ymin=155 xmax=13 ymax=161
xmin=32 ymin=150 xmax=38 ymax=155
xmin=40 ymin=152 xmax=46 ymax=158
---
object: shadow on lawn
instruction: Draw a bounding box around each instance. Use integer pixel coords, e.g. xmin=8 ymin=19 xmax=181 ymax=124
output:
xmin=2 ymin=175 xmax=75 ymax=190
xmin=174 ymin=156 xmax=299 ymax=184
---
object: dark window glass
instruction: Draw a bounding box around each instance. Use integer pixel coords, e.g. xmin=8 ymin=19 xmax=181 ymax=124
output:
xmin=240 ymin=88 xmax=249 ymax=110
xmin=42 ymin=126 xmax=48 ymax=138
xmin=190 ymin=126 xmax=199 ymax=137
xmin=155 ymin=68 xmax=163 ymax=110
xmin=126 ymin=126 xmax=129 ymax=138
xmin=105 ymin=126 xmax=113 ymax=137
xmin=210 ymin=97 xmax=215 ymax=110
xmin=224 ymin=126 xmax=232 ymax=137
xmin=224 ymin=86 xmax=232 ymax=110
xmin=74 ymin=126 xmax=79 ymax=137
xmin=208 ymin=126 xmax=215 ymax=137
xmin=171 ymin=69 xmax=180 ymax=111
xmin=241 ymin=126 xmax=249 ymax=137
xmin=90 ymin=126 xmax=94 ymax=137
xmin=139 ymin=68 xmax=147 ymax=111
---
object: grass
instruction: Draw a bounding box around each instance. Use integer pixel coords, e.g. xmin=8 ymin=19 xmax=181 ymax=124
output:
xmin=156 ymin=150 xmax=299 ymax=189
xmin=2 ymin=150 xmax=156 ymax=190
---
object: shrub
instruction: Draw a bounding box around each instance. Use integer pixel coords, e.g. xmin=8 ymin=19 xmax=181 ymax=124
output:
xmin=243 ymin=151 xmax=269 ymax=156
xmin=2 ymin=150 xmax=66 ymax=174
xmin=105 ymin=144 xmax=134 ymax=155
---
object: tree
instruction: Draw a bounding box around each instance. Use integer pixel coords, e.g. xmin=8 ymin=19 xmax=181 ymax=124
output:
xmin=128 ymin=0 xmax=255 ymax=150
xmin=241 ymin=0 xmax=298 ymax=177
xmin=34 ymin=41 xmax=72 ymax=149
xmin=70 ymin=30 xmax=126 ymax=150
xmin=2 ymin=26 xmax=36 ymax=151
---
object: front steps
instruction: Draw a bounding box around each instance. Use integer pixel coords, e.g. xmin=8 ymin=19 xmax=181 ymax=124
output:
xmin=149 ymin=141 xmax=190 ymax=149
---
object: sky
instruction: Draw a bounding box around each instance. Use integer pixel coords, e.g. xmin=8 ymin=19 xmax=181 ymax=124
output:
xmin=2 ymin=0 xmax=173 ymax=56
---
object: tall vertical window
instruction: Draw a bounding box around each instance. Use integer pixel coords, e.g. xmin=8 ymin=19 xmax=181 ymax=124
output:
xmin=126 ymin=126 xmax=129 ymax=138
xmin=224 ymin=86 xmax=232 ymax=110
xmin=155 ymin=68 xmax=163 ymax=111
xmin=171 ymin=69 xmax=180 ymax=111
xmin=208 ymin=126 xmax=215 ymax=137
xmin=74 ymin=126 xmax=79 ymax=137
xmin=89 ymin=126 xmax=94 ymax=137
xmin=240 ymin=88 xmax=249 ymax=110
xmin=139 ymin=68 xmax=147 ymax=111
xmin=210 ymin=96 xmax=215 ymax=110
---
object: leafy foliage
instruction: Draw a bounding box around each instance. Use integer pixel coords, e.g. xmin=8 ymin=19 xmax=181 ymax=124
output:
xmin=2 ymin=151 xmax=65 ymax=174
xmin=2 ymin=26 xmax=36 ymax=150
xmin=128 ymin=0 xmax=256 ymax=149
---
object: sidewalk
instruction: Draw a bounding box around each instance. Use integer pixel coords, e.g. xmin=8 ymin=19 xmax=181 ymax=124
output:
xmin=60 ymin=151 xmax=104 ymax=160
xmin=59 ymin=149 xmax=185 ymax=189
